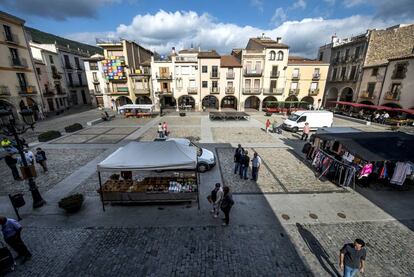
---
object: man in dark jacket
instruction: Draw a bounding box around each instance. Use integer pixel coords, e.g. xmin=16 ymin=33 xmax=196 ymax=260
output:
xmin=35 ymin=148 xmax=48 ymax=173
xmin=233 ymin=144 xmax=244 ymax=175
xmin=4 ymin=153 xmax=21 ymax=180
xmin=0 ymin=216 xmax=32 ymax=263
xmin=220 ymin=186 xmax=234 ymax=226
xmin=239 ymin=150 xmax=250 ymax=180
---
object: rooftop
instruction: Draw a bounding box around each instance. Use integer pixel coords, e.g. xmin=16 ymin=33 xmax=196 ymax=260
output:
xmin=246 ymin=37 xmax=289 ymax=50
xmin=198 ymin=50 xmax=220 ymax=59
xmin=288 ymin=56 xmax=328 ymax=65
xmin=220 ymin=55 xmax=242 ymax=67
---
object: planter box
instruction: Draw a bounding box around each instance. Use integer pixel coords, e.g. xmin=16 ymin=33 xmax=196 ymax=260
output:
xmin=38 ymin=130 xmax=62 ymax=142
xmin=64 ymin=123 xmax=83 ymax=133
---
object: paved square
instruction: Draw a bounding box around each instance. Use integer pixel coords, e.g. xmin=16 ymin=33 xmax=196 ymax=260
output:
xmin=139 ymin=127 xmax=201 ymax=141
xmin=52 ymin=134 xmax=97 ymax=144
xmin=158 ymin=116 xmax=201 ymax=126
xmin=105 ymin=127 xmax=138 ymax=135
xmin=86 ymin=134 xmax=127 ymax=144
xmin=212 ymin=127 xmax=276 ymax=143
xmin=78 ymin=127 xmax=113 ymax=135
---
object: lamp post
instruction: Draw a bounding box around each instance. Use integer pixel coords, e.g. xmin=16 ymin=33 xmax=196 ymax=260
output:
xmin=0 ymin=108 xmax=45 ymax=208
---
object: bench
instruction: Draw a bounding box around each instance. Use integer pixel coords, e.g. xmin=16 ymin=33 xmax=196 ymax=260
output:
xmin=87 ymin=115 xmax=115 ymax=126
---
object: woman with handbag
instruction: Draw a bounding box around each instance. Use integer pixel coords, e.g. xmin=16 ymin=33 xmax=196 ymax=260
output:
xmin=220 ymin=186 xmax=234 ymax=226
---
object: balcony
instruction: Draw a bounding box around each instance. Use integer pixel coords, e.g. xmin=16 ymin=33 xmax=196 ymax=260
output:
xmin=226 ymin=72 xmax=235 ymax=79
xmin=43 ymin=89 xmax=55 ymax=96
xmin=17 ymin=85 xmax=37 ymax=95
xmin=308 ymin=88 xmax=319 ymax=96
xmin=312 ymin=73 xmax=320 ymax=80
xmin=291 ymin=73 xmax=300 ymax=80
xmin=225 ymin=87 xmax=235 ymax=94
xmin=384 ymin=92 xmax=400 ymax=101
xmin=158 ymin=88 xmax=174 ymax=95
xmin=210 ymin=72 xmax=220 ymax=79
xmin=3 ymin=32 xmax=19 ymax=44
xmin=244 ymin=68 xmax=262 ymax=77
xmin=156 ymin=73 xmax=173 ymax=80
xmin=270 ymin=71 xmax=280 ymax=78
xmin=187 ymin=87 xmax=198 ymax=94
xmin=289 ymin=89 xmax=300 ymax=96
xmin=243 ymin=88 xmax=262 ymax=95
xmin=52 ymin=72 xmax=62 ymax=80
xmin=64 ymin=63 xmax=73 ymax=70
xmin=130 ymin=68 xmax=151 ymax=76
xmin=263 ymin=88 xmax=283 ymax=95
xmin=9 ymin=56 xmax=28 ymax=68
xmin=359 ymin=91 xmax=375 ymax=100
xmin=134 ymin=88 xmax=150 ymax=95
xmin=116 ymin=87 xmax=129 ymax=94
xmin=0 ymin=85 xmax=11 ymax=96
xmin=210 ymin=87 xmax=220 ymax=94
xmin=92 ymin=78 xmax=100 ymax=84
xmin=56 ymin=88 xmax=67 ymax=95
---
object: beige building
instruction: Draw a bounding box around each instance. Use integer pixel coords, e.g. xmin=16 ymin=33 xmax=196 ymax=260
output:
xmin=198 ymin=50 xmax=221 ymax=110
xmin=0 ymin=11 xmax=42 ymax=120
xmin=96 ymin=39 xmax=153 ymax=109
xmin=286 ymin=56 xmax=329 ymax=109
xmin=83 ymin=54 xmax=108 ymax=108
xmin=217 ymin=55 xmax=242 ymax=110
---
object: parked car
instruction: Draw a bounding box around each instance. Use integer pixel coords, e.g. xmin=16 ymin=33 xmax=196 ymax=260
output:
xmin=283 ymin=111 xmax=333 ymax=132
xmin=166 ymin=138 xmax=216 ymax=172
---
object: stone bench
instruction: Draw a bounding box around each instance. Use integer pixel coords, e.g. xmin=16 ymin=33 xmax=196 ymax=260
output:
xmin=87 ymin=115 xmax=115 ymax=126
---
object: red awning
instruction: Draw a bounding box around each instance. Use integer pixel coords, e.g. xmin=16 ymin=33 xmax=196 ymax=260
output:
xmin=329 ymin=101 xmax=373 ymax=108
xmin=395 ymin=108 xmax=414 ymax=115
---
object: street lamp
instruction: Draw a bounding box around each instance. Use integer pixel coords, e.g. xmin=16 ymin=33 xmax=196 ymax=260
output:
xmin=0 ymin=108 xmax=45 ymax=208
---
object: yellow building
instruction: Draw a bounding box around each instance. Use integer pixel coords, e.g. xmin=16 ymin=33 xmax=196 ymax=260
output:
xmin=286 ymin=56 xmax=329 ymax=109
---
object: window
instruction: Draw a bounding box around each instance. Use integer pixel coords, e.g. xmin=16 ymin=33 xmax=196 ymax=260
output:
xmin=349 ymin=66 xmax=357 ymax=80
xmin=202 ymin=66 xmax=207 ymax=73
xmin=271 ymin=66 xmax=278 ymax=77
xmin=389 ymin=83 xmax=401 ymax=99
xmin=367 ymin=83 xmax=376 ymax=96
xmin=270 ymin=80 xmax=277 ymax=89
xmin=269 ymin=51 xmax=276 ymax=60
xmin=94 ymin=84 xmax=101 ymax=93
xmin=189 ymin=79 xmax=196 ymax=88
xmin=9 ymin=48 xmax=19 ymax=61
xmin=254 ymin=79 xmax=260 ymax=88
xmin=393 ymin=63 xmax=407 ymax=79
xmin=332 ymin=68 xmax=338 ymax=80
xmin=290 ymin=82 xmax=298 ymax=90
xmin=212 ymin=81 xmax=218 ymax=88
xmin=292 ymin=68 xmax=300 ymax=78
xmin=16 ymin=73 xmax=27 ymax=89
xmin=310 ymin=82 xmax=318 ymax=90
xmin=277 ymin=51 xmax=284 ymax=61
xmin=372 ymin=67 xmax=378 ymax=76
xmin=3 ymin=25 xmax=12 ymax=41
xmin=297 ymin=116 xmax=307 ymax=123
xmin=245 ymin=79 xmax=251 ymax=88
xmin=255 ymin=61 xmax=261 ymax=73
xmin=345 ymin=49 xmax=350 ymax=59
xmin=354 ymin=46 xmax=361 ymax=58
xmin=212 ymin=66 xmax=218 ymax=77
xmin=36 ymin=67 xmax=41 ymax=75
xmin=92 ymin=72 xmax=98 ymax=81
xmin=314 ymin=68 xmax=320 ymax=75
xmin=181 ymin=66 xmax=189 ymax=75
xmin=68 ymin=74 xmax=73 ymax=86
xmin=74 ymin=57 xmax=81 ymax=69
xmin=55 ymin=98 xmax=59 ymax=108
xmin=49 ymin=55 xmax=54 ymax=64
xmin=335 ymin=51 xmax=340 ymax=61
xmin=202 ymin=81 xmax=208 ymax=88
xmin=227 ymin=81 xmax=233 ymax=87
xmin=176 ymin=78 xmax=183 ymax=88
xmin=78 ymin=74 xmax=83 ymax=85
xmin=319 ymin=52 xmax=324 ymax=61
xmin=340 ymin=67 xmax=346 ymax=79
xmin=64 ymin=55 xmax=71 ymax=68
xmin=89 ymin=62 xmax=98 ymax=70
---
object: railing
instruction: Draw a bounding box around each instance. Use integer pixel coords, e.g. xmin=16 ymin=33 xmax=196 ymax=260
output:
xmin=158 ymin=88 xmax=174 ymax=94
xmin=359 ymin=91 xmax=375 ymax=99
xmin=392 ymin=73 xmax=405 ymax=79
xmin=156 ymin=73 xmax=173 ymax=80
xmin=0 ymin=85 xmax=10 ymax=95
xmin=243 ymin=88 xmax=262 ymax=95
xmin=289 ymin=89 xmax=300 ymax=96
xmin=116 ymin=87 xmax=129 ymax=93
xmin=244 ymin=68 xmax=262 ymax=77
xmin=92 ymin=77 xmax=100 ymax=83
xmin=263 ymin=88 xmax=283 ymax=95
xmin=17 ymin=85 xmax=37 ymax=95
xmin=43 ymin=89 xmax=55 ymax=96
xmin=56 ymin=88 xmax=66 ymax=95
xmin=3 ymin=32 xmax=19 ymax=44
xmin=130 ymin=68 xmax=151 ymax=76
xmin=134 ymin=88 xmax=150 ymax=95
xmin=9 ymin=56 xmax=28 ymax=68
xmin=187 ymin=87 xmax=198 ymax=94
xmin=291 ymin=73 xmax=300 ymax=79
xmin=384 ymin=92 xmax=400 ymax=101
xmin=225 ymin=87 xmax=235 ymax=94
xmin=270 ymin=71 xmax=280 ymax=78
xmin=312 ymin=73 xmax=320 ymax=80
xmin=90 ymin=66 xmax=99 ymax=71
xmin=64 ymin=63 xmax=73 ymax=69
xmin=210 ymin=87 xmax=220 ymax=94
xmin=226 ymin=72 xmax=235 ymax=79
xmin=52 ymin=73 xmax=62 ymax=79
xmin=309 ymin=88 xmax=319 ymax=96
xmin=210 ymin=72 xmax=220 ymax=79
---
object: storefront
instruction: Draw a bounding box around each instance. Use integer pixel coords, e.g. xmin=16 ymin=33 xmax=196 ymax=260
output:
xmin=97 ymin=141 xmax=200 ymax=211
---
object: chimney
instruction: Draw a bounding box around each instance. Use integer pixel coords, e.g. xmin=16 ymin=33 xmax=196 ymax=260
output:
xmin=171 ymin=47 xmax=176 ymax=55
xmin=276 ymin=37 xmax=282 ymax=43
xmin=331 ymin=34 xmax=337 ymax=43
xmin=261 ymin=33 xmax=265 ymax=39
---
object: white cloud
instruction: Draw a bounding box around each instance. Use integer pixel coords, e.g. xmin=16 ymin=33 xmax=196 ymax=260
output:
xmin=250 ymin=0 xmax=264 ymax=12
xmin=343 ymin=0 xmax=365 ymax=8
xmin=292 ymin=0 xmax=307 ymax=9
xmin=65 ymin=10 xmax=413 ymax=58
xmin=271 ymin=8 xmax=287 ymax=26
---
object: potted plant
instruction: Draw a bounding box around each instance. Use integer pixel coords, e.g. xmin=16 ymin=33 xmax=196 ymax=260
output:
xmin=58 ymin=193 xmax=84 ymax=213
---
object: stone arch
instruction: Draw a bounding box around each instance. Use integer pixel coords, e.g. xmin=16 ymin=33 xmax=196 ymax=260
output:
xmin=277 ymin=51 xmax=284 ymax=61
xmin=202 ymin=95 xmax=219 ymax=110
xmin=269 ymin=51 xmax=276 ymax=60
xmin=221 ymin=96 xmax=237 ymax=110
xmin=116 ymin=96 xmax=132 ymax=107
xmin=135 ymin=96 xmax=152 ymax=105
xmin=325 ymin=87 xmax=339 ymax=107
xmin=178 ymin=95 xmax=195 ymax=109
xmin=262 ymin=96 xmax=277 ymax=109
xmin=159 ymin=95 xmax=176 ymax=109
xmin=382 ymin=102 xmax=402 ymax=109
xmin=244 ymin=96 xmax=260 ymax=110
xmin=340 ymin=87 xmax=354 ymax=102
xmin=359 ymin=100 xmax=374 ymax=105
xmin=301 ymin=96 xmax=315 ymax=109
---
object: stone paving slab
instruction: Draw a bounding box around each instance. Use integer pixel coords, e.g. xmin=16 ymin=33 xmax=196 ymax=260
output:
xmin=139 ymin=127 xmax=201 ymax=141
xmin=86 ymin=134 xmax=127 ymax=144
xmin=100 ymin=117 xmax=154 ymax=127
xmin=285 ymin=220 xmax=414 ymax=277
xmin=212 ymin=127 xmax=277 ymax=144
xmin=0 ymin=149 xmax=105 ymax=196
xmin=52 ymin=134 xmax=97 ymax=144
xmin=78 ymin=127 xmax=113 ymax=135
xmin=255 ymin=148 xmax=343 ymax=193
xmin=158 ymin=116 xmax=201 ymax=126
xmin=216 ymin=148 xmax=285 ymax=193
xmin=105 ymin=127 xmax=138 ymax=135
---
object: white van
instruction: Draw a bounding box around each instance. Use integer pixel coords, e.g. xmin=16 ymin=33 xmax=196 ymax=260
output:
xmin=283 ymin=111 xmax=333 ymax=132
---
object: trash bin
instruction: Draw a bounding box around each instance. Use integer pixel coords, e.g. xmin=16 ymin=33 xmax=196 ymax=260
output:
xmin=9 ymin=193 xmax=25 ymax=208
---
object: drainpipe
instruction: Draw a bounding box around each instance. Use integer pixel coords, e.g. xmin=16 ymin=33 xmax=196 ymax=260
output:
xmin=377 ymin=65 xmax=388 ymax=106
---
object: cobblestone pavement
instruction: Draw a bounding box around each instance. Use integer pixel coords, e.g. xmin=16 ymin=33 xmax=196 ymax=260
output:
xmin=216 ymin=148 xmax=285 ymax=193
xmin=9 ymin=225 xmax=311 ymax=277
xmin=86 ymin=134 xmax=127 ymax=144
xmin=157 ymin=116 xmax=201 ymax=126
xmin=52 ymin=134 xmax=98 ymax=144
xmin=100 ymin=117 xmax=154 ymax=127
xmin=212 ymin=127 xmax=276 ymax=144
xmin=285 ymin=220 xmax=414 ymax=277
xmin=0 ymin=149 xmax=104 ymax=196
xmin=139 ymin=127 xmax=201 ymax=141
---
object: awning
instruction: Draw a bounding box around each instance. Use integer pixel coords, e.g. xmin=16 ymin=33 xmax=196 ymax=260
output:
xmin=314 ymin=132 xmax=414 ymax=162
xmin=329 ymin=101 xmax=370 ymax=108
xmin=395 ymin=108 xmax=414 ymax=115
xmin=97 ymin=141 xmax=197 ymax=172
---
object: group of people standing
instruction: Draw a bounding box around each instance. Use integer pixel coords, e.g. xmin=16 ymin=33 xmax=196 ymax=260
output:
xmin=234 ymin=144 xmax=262 ymax=181
xmin=157 ymin=121 xmax=169 ymax=138
xmin=208 ymin=183 xmax=234 ymax=226
xmin=3 ymin=146 xmax=48 ymax=181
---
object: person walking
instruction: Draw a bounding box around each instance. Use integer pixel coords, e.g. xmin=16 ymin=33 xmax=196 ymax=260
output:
xmin=233 ymin=144 xmax=244 ymax=175
xmin=162 ymin=121 xmax=169 ymax=137
xmin=265 ymin=119 xmax=271 ymax=133
xmin=301 ymin=122 xmax=310 ymax=141
xmin=272 ymin=120 xmax=278 ymax=133
xmin=209 ymin=183 xmax=224 ymax=218
xmin=339 ymin=239 xmax=367 ymax=277
xmin=220 ymin=186 xmax=234 ymax=226
xmin=0 ymin=216 xmax=32 ymax=263
xmin=240 ymin=150 xmax=250 ymax=180
xmin=251 ymin=152 xmax=262 ymax=182
xmin=4 ymin=153 xmax=21 ymax=180
xmin=35 ymin=148 xmax=48 ymax=173
xmin=157 ymin=123 xmax=164 ymax=138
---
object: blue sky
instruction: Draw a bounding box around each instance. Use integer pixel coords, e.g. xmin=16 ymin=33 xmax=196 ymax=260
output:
xmin=1 ymin=0 xmax=413 ymax=57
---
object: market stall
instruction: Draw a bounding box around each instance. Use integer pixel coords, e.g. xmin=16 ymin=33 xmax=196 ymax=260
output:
xmin=97 ymin=141 xmax=199 ymax=211
xmin=304 ymin=131 xmax=414 ymax=189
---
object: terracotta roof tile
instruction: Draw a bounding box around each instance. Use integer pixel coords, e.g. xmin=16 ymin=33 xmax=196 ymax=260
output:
xmin=247 ymin=38 xmax=289 ymax=49
xmin=288 ymin=56 xmax=328 ymax=65
xmin=220 ymin=55 xmax=242 ymax=67
xmin=198 ymin=50 xmax=220 ymax=58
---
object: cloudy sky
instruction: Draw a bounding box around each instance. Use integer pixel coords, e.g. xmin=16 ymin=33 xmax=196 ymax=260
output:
xmin=1 ymin=0 xmax=413 ymax=58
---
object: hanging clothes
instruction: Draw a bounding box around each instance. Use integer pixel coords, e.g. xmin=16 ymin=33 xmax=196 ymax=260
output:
xmin=390 ymin=162 xmax=413 ymax=186
xmin=359 ymin=163 xmax=373 ymax=178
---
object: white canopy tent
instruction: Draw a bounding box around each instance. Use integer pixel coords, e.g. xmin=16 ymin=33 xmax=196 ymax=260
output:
xmin=97 ymin=141 xmax=197 ymax=172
